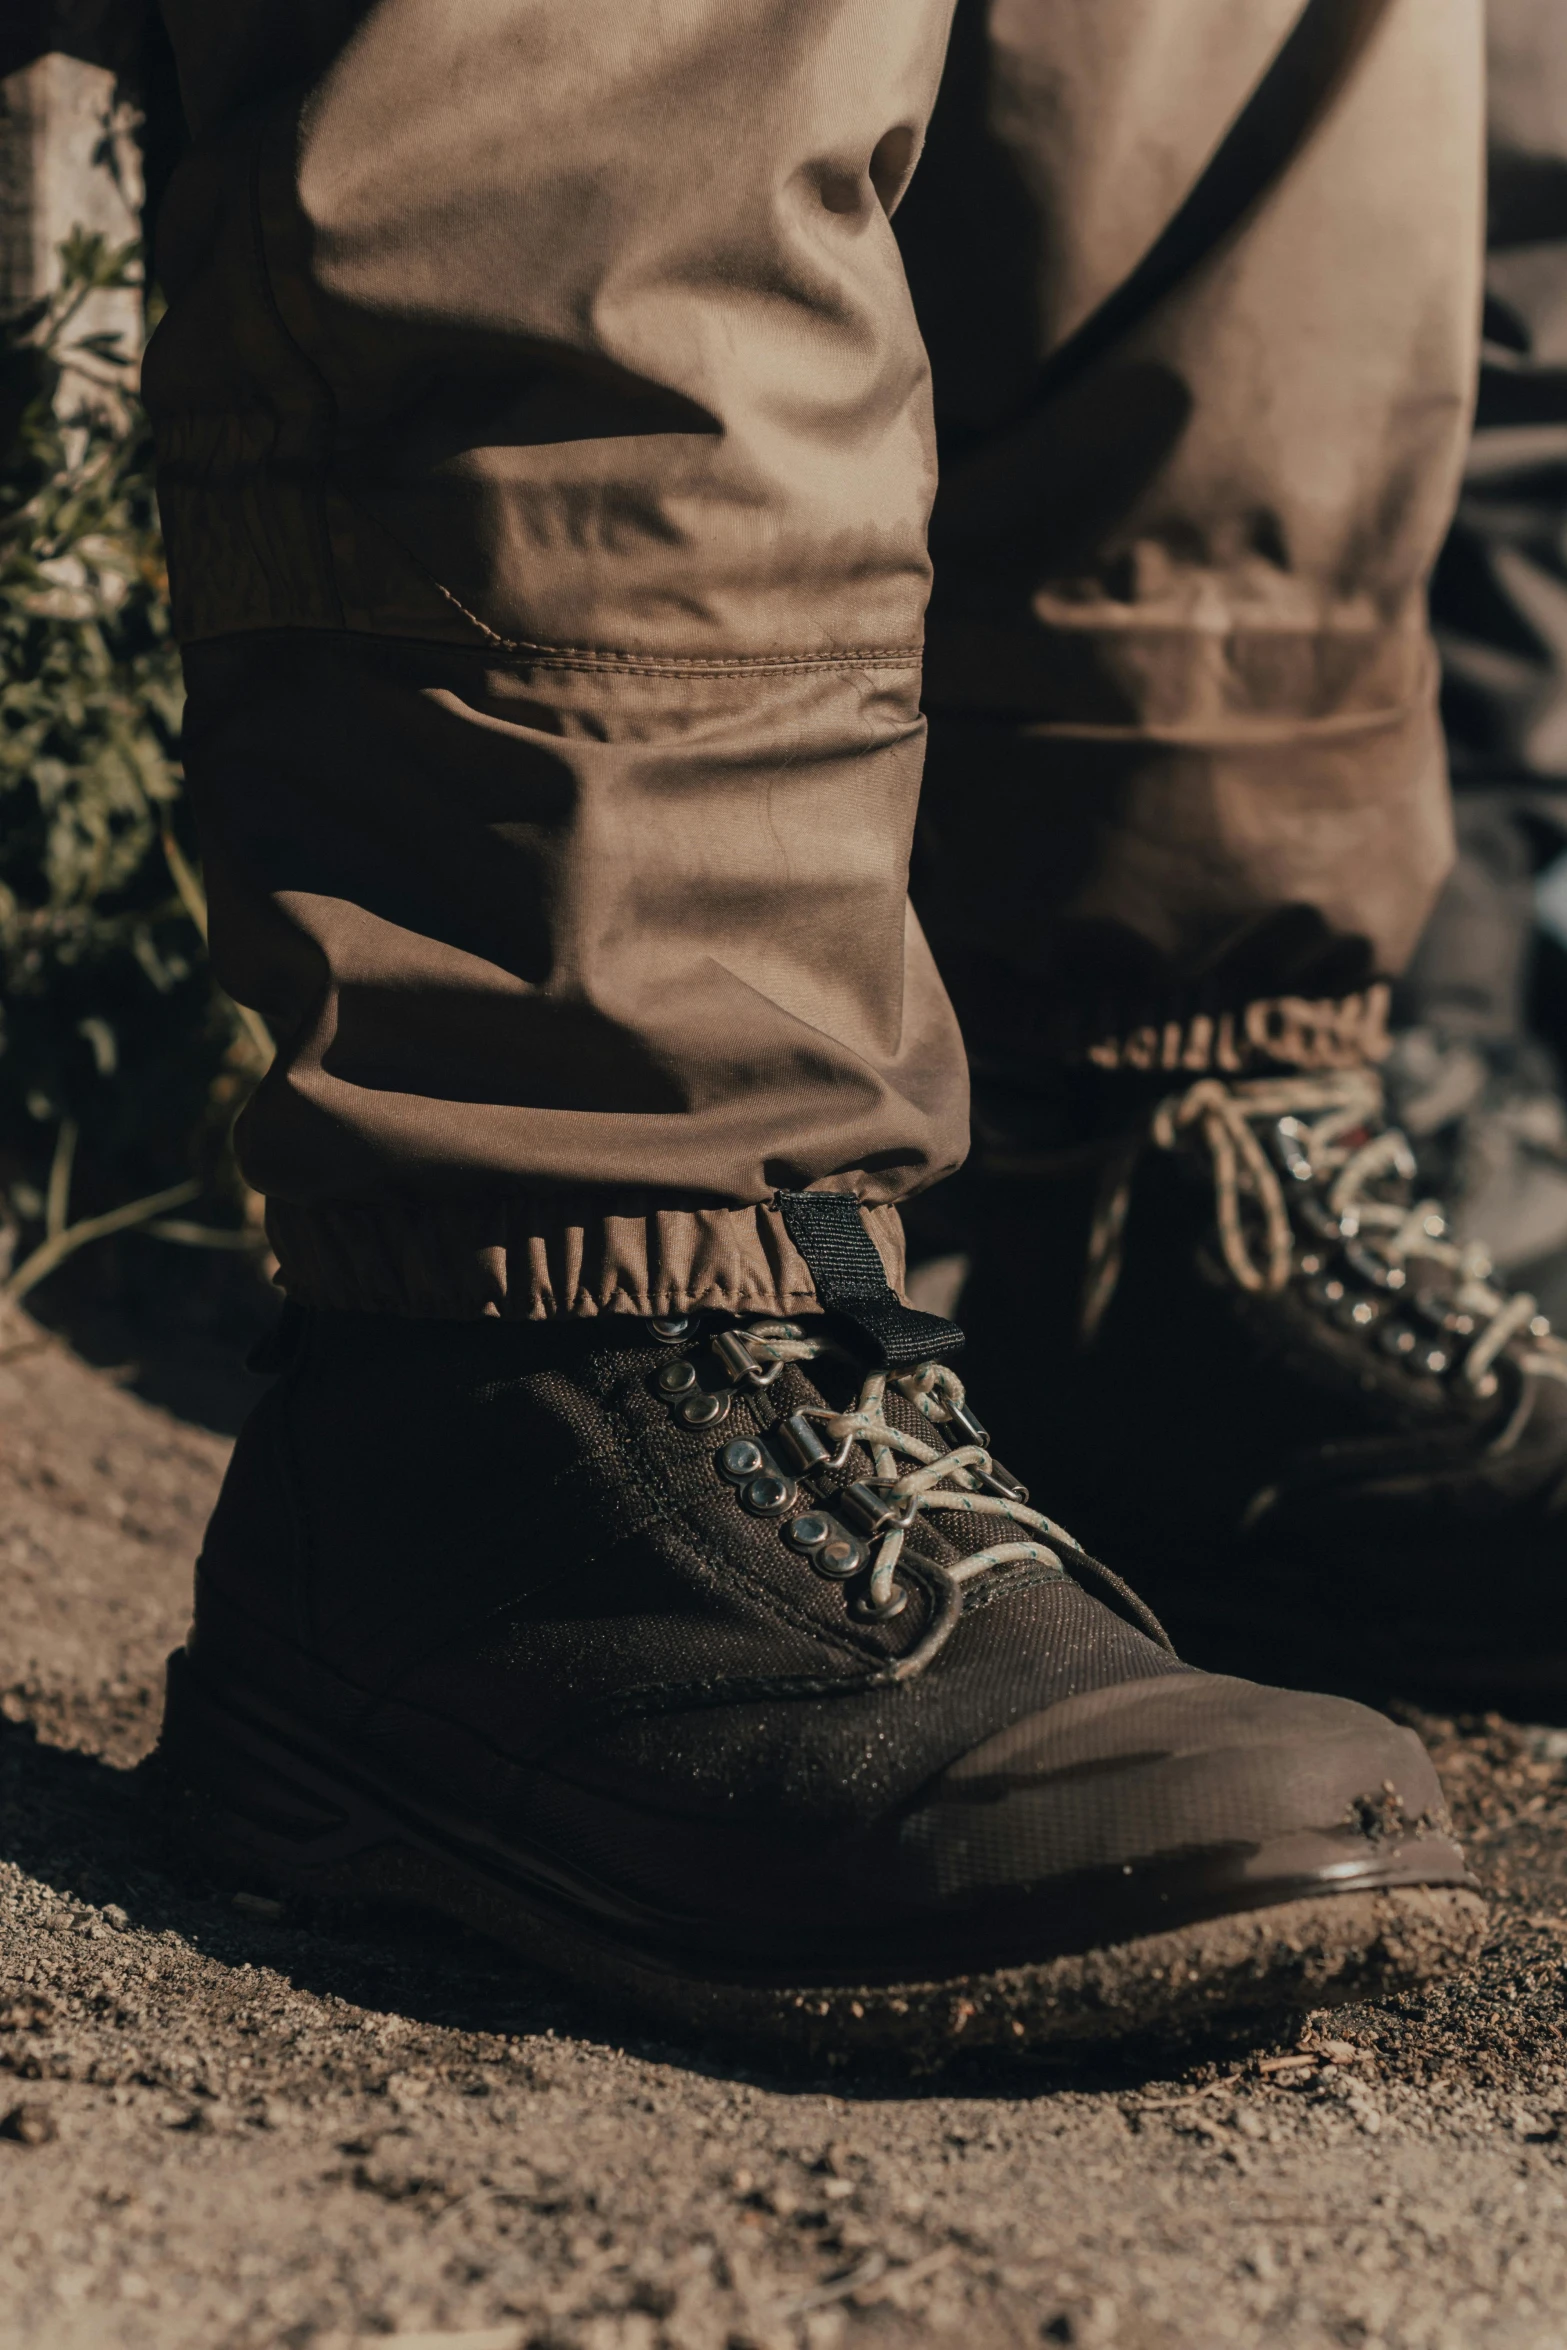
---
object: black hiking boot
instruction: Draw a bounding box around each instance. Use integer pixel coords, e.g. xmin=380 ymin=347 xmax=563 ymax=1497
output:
xmin=160 ymin=1294 xmax=1482 ymax=2059
xmin=958 ymin=1063 xmax=1567 ymax=1703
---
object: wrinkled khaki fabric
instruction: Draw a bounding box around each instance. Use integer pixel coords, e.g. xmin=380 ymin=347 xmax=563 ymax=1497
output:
xmin=1438 ymin=0 xmax=1567 ymax=787
xmin=147 ymin=0 xmax=1484 ymax=1316
xmin=907 ymin=0 xmax=1482 ymax=1069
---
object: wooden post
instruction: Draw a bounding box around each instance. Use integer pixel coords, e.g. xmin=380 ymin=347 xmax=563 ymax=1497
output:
xmin=0 ymin=5 xmax=145 ymax=361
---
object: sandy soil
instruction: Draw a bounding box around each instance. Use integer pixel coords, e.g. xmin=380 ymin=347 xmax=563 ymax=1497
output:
xmin=6 ymin=1307 xmax=1567 ymax=2350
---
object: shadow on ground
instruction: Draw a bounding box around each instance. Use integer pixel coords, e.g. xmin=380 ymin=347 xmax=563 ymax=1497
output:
xmin=1 ymin=1715 xmax=1303 ymax=2108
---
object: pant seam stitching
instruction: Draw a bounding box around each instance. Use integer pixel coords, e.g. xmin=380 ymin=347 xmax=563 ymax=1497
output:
xmin=422 ymin=570 xmax=921 ymax=671
xmin=181 ymin=619 xmax=923 ymax=675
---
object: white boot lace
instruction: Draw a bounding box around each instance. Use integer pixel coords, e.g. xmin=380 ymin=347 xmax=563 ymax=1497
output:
xmin=1087 ymin=1069 xmax=1567 ymax=1395
xmin=657 ymin=1319 xmax=1072 ymax=1667
xmin=751 ymin=1322 xmax=1066 ymax=1596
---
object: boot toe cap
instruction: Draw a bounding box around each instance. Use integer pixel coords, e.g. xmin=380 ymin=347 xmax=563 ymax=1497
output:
xmin=889 ymin=1672 xmax=1469 ymax=1915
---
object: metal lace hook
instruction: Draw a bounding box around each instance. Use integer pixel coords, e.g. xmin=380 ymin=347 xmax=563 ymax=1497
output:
xmin=709 ymin=1329 xmax=786 ymax=1389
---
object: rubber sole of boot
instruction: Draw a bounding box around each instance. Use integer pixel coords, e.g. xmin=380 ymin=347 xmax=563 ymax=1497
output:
xmin=159 ymin=1649 xmax=1487 ymax=2061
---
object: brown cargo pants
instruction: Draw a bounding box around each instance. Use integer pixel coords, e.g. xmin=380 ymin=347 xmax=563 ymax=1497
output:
xmin=147 ymin=0 xmax=1484 ymax=1319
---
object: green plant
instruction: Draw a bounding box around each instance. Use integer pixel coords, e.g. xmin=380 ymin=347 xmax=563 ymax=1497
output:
xmin=0 ymin=230 xmax=269 ymax=1304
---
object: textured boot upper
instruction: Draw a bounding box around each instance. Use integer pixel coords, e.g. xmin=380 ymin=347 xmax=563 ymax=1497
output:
xmin=187 ymin=1308 xmax=1469 ymax=1961
xmin=960 ymin=1067 xmax=1567 ymax=1678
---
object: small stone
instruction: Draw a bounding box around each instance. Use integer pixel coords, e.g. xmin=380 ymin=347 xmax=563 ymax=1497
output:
xmin=179 ymin=2101 xmax=232 ymax=2134
xmin=230 ymin=1891 xmax=284 ymax=1921
xmin=384 ymin=2071 xmax=433 ymax=2105
xmin=1 ymin=2101 xmax=57 ymax=2146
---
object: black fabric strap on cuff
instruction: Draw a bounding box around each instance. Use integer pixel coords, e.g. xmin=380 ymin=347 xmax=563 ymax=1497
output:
xmin=775 ymin=1190 xmax=964 ymax=1369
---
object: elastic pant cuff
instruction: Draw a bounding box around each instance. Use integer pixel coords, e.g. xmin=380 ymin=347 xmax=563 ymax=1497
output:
xmin=1075 ymin=985 xmax=1392 ymax=1076
xmin=264 ymin=1193 xmax=909 ymax=1321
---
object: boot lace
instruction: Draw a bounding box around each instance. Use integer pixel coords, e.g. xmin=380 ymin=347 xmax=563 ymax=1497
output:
xmin=651 ymin=1318 xmax=1074 ymax=1675
xmin=1086 ymin=1068 xmax=1567 ymax=1396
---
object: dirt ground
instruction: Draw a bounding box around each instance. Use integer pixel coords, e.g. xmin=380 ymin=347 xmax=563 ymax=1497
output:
xmin=7 ymin=1307 xmax=1567 ymax=2350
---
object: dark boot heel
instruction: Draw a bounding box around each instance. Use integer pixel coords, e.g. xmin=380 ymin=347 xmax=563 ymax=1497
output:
xmin=159 ymin=1648 xmax=394 ymax=1894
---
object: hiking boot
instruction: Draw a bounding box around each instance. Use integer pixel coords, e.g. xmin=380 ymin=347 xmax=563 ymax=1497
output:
xmin=958 ymin=1063 xmax=1567 ymax=1701
xmin=160 ymin=1236 xmax=1480 ymax=2055
xmin=1385 ymin=1022 xmax=1567 ymax=1326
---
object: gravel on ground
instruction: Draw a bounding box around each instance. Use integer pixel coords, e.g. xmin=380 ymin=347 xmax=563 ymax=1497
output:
xmin=5 ymin=1303 xmax=1567 ymax=2350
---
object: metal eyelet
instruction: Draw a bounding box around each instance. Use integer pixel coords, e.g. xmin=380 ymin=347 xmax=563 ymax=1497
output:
xmin=785 ymin=1514 xmax=864 ymax=1580
xmin=1301 ymin=1197 xmax=1360 ymax=1243
xmin=1377 ymin=1324 xmax=1417 ymax=1359
xmin=741 ymin=1471 xmax=800 ymax=1517
xmin=717 ymin=1438 xmax=766 ymax=1483
xmin=1332 ymin=1296 xmax=1379 ymax=1331
xmin=656 ymin=1359 xmax=698 ymax=1397
xmin=1343 ymin=1243 xmax=1406 ymax=1293
xmin=649 ymin=1314 xmax=694 ymax=1343
xmin=680 ymin=1391 xmax=731 ymax=1428
xmin=715 ymin=1437 xmax=798 ymax=1515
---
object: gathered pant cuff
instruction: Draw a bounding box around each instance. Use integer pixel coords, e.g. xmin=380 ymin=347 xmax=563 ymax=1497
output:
xmin=1073 ymin=985 xmax=1393 ymax=1076
xmin=264 ymin=1193 xmax=909 ymax=1322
